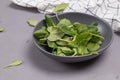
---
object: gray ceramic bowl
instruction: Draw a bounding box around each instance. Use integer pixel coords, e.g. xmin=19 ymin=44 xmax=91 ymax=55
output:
xmin=33 ymin=12 xmax=113 ymax=63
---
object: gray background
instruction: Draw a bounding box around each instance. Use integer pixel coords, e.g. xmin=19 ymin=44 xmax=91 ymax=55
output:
xmin=0 ymin=0 xmax=120 ymax=80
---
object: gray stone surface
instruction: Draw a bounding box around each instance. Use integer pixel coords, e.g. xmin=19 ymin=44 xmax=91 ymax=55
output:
xmin=0 ymin=0 xmax=120 ymax=80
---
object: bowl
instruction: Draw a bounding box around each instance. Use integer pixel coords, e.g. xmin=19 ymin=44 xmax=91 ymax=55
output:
xmin=33 ymin=12 xmax=113 ymax=63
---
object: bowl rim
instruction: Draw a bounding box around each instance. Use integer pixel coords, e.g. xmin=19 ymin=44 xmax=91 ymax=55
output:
xmin=33 ymin=12 xmax=113 ymax=58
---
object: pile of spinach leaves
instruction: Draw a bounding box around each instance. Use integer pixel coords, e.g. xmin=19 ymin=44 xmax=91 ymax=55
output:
xmin=34 ymin=15 xmax=104 ymax=56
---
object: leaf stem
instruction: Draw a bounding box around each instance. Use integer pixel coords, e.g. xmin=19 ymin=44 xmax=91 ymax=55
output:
xmin=56 ymin=13 xmax=60 ymax=21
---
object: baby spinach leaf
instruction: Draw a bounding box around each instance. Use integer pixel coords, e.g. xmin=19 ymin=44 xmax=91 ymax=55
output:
xmin=52 ymin=48 xmax=66 ymax=56
xmin=56 ymin=48 xmax=61 ymax=54
xmin=68 ymin=33 xmax=92 ymax=55
xmin=27 ymin=18 xmax=38 ymax=27
xmin=56 ymin=48 xmax=63 ymax=55
xmin=34 ymin=26 xmax=49 ymax=38
xmin=88 ymin=26 xmax=98 ymax=32
xmin=88 ymin=22 xmax=98 ymax=31
xmin=90 ymin=32 xmax=104 ymax=39
xmin=53 ymin=48 xmax=68 ymax=56
xmin=91 ymin=22 xmax=98 ymax=26
xmin=72 ymin=32 xmax=92 ymax=46
xmin=63 ymin=36 xmax=73 ymax=41
xmin=45 ymin=15 xmax=55 ymax=27
xmin=87 ymin=42 xmax=100 ymax=52
xmin=52 ymin=48 xmax=57 ymax=54
xmin=54 ymin=3 xmax=69 ymax=13
xmin=47 ymin=27 xmax=64 ymax=41
xmin=38 ymin=38 xmax=47 ymax=45
xmin=47 ymin=40 xmax=57 ymax=48
xmin=89 ymin=35 xmax=101 ymax=43
xmin=77 ymin=39 xmax=90 ymax=55
xmin=72 ymin=48 xmax=78 ymax=56
xmin=56 ymin=40 xmax=68 ymax=46
xmin=59 ymin=24 xmax=77 ymax=36
xmin=77 ymin=46 xmax=89 ymax=55
xmin=0 ymin=26 xmax=4 ymax=32
xmin=5 ymin=60 xmax=23 ymax=68
xmin=58 ymin=53 xmax=66 ymax=56
xmin=57 ymin=18 xmax=71 ymax=27
xmin=97 ymin=40 xmax=102 ymax=45
xmin=73 ymin=22 xmax=88 ymax=33
xmin=59 ymin=47 xmax=73 ymax=56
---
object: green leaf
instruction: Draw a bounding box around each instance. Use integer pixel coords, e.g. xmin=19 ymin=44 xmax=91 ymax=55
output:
xmin=91 ymin=22 xmax=98 ymax=26
xmin=88 ymin=22 xmax=104 ymax=39
xmin=88 ymin=22 xmax=98 ymax=31
xmin=47 ymin=40 xmax=57 ymax=48
xmin=76 ymin=33 xmax=92 ymax=55
xmin=77 ymin=47 xmax=89 ymax=55
xmin=87 ymin=42 xmax=100 ymax=52
xmin=52 ymin=48 xmax=57 ymax=54
xmin=54 ymin=3 xmax=69 ymax=13
xmin=38 ymin=38 xmax=47 ymax=45
xmin=89 ymin=36 xmax=101 ymax=43
xmin=59 ymin=24 xmax=77 ymax=36
xmin=88 ymin=25 xmax=98 ymax=32
xmin=56 ymin=40 xmax=68 ymax=46
xmin=57 ymin=18 xmax=71 ymax=27
xmin=27 ymin=18 xmax=38 ymax=27
xmin=58 ymin=53 xmax=66 ymax=56
xmin=78 ymin=32 xmax=92 ymax=41
xmin=0 ymin=26 xmax=4 ymax=32
xmin=57 ymin=48 xmax=61 ymax=54
xmin=56 ymin=48 xmax=62 ymax=55
xmin=52 ymin=48 xmax=66 ymax=56
xmin=5 ymin=60 xmax=23 ymax=68
xmin=77 ymin=39 xmax=90 ymax=55
xmin=45 ymin=15 xmax=55 ymax=27
xmin=73 ymin=22 xmax=88 ymax=33
xmin=97 ymin=40 xmax=102 ymax=45
xmin=72 ymin=48 xmax=78 ymax=56
xmin=47 ymin=27 xmax=64 ymax=41
xmin=67 ymin=35 xmax=78 ymax=48
xmin=34 ymin=26 xmax=49 ymax=39
xmin=59 ymin=47 xmax=73 ymax=56
xmin=90 ymin=32 xmax=104 ymax=39
xmin=68 ymin=32 xmax=92 ymax=48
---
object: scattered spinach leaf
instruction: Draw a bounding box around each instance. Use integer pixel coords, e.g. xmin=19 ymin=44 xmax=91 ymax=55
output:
xmin=54 ymin=3 xmax=69 ymax=13
xmin=27 ymin=18 xmax=38 ymax=27
xmin=5 ymin=60 xmax=23 ymax=68
xmin=0 ymin=26 xmax=4 ymax=32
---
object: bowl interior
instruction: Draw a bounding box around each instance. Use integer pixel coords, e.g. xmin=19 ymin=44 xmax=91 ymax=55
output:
xmin=34 ymin=12 xmax=113 ymax=55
